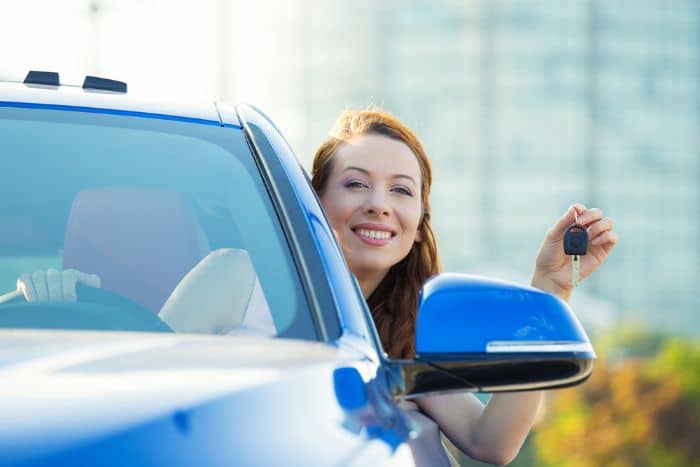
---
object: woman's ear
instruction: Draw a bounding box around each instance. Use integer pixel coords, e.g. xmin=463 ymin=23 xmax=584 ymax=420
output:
xmin=415 ymin=212 xmax=429 ymax=243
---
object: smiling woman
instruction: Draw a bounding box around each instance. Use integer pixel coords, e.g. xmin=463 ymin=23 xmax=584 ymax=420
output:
xmin=321 ymin=136 xmax=424 ymax=291
xmin=312 ymin=111 xmax=440 ymax=361
xmin=310 ymin=108 xmax=618 ymax=465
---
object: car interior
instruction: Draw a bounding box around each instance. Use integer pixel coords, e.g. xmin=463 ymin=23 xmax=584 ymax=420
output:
xmin=0 ymin=107 xmax=313 ymax=339
xmin=0 ymin=186 xmax=275 ymax=336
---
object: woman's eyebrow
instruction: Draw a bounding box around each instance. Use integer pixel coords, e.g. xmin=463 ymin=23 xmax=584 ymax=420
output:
xmin=343 ymin=166 xmax=417 ymax=185
xmin=393 ymin=174 xmax=417 ymax=185
xmin=343 ymin=166 xmax=371 ymax=176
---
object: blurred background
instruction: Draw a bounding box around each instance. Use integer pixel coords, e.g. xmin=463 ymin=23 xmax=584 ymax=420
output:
xmin=2 ymin=0 xmax=698 ymax=465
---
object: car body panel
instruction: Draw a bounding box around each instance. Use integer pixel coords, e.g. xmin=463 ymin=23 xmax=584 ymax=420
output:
xmin=0 ymin=330 xmax=409 ymax=467
xmin=237 ymin=105 xmax=375 ymax=349
xmin=0 ymin=80 xmax=432 ymax=466
xmin=0 ymin=332 xmax=449 ymax=466
xmin=0 ymin=81 xmax=237 ymax=128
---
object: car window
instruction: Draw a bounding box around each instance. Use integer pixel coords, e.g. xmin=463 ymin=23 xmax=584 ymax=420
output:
xmin=0 ymin=105 xmax=315 ymax=340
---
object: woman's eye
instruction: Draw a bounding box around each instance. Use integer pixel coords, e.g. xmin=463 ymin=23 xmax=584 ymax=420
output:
xmin=345 ymin=181 xmax=368 ymax=189
xmin=392 ymin=186 xmax=413 ymax=197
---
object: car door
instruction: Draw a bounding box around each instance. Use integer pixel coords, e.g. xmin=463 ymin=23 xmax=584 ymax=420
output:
xmin=235 ymin=104 xmax=456 ymax=466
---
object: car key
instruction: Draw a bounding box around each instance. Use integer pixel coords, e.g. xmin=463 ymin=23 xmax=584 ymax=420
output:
xmin=564 ymin=213 xmax=588 ymax=287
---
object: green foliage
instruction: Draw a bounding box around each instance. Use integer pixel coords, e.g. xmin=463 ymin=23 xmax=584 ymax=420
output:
xmin=647 ymin=338 xmax=700 ymax=415
xmin=592 ymin=323 xmax=666 ymax=360
xmin=531 ymin=330 xmax=700 ymax=467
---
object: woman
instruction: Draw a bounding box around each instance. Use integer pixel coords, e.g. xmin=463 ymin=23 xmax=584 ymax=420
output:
xmin=310 ymin=108 xmax=617 ymax=465
xmin=17 ymin=107 xmax=617 ymax=465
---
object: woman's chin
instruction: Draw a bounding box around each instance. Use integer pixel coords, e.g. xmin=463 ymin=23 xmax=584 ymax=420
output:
xmin=349 ymin=259 xmax=395 ymax=279
xmin=343 ymin=245 xmax=411 ymax=280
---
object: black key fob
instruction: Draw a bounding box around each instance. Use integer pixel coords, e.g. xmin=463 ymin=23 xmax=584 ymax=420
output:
xmin=564 ymin=225 xmax=588 ymax=255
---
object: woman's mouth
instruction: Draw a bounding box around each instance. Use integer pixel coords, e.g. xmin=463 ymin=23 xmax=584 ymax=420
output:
xmin=352 ymin=226 xmax=395 ymax=246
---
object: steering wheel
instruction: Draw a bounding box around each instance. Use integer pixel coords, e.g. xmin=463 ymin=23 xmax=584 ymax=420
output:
xmin=0 ymin=284 xmax=173 ymax=333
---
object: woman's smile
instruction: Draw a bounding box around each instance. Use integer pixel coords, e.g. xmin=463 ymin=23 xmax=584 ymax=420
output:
xmin=352 ymin=223 xmax=396 ymax=246
xmin=319 ymin=133 xmax=423 ymax=292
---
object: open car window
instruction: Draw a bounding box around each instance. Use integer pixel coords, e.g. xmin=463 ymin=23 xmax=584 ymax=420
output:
xmin=0 ymin=105 xmax=316 ymax=340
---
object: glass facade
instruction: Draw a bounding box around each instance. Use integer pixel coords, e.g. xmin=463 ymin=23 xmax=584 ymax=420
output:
xmin=2 ymin=0 xmax=696 ymax=335
xmin=293 ymin=0 xmax=700 ymax=335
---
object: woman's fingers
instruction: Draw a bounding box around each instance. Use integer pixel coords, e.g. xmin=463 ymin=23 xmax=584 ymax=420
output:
xmin=548 ymin=205 xmax=608 ymax=243
xmin=16 ymin=269 xmax=101 ymax=302
xmin=31 ymin=271 xmax=49 ymax=301
xmin=46 ymin=268 xmax=64 ymax=301
xmin=17 ymin=270 xmax=55 ymax=302
xmin=578 ymin=207 xmax=604 ymax=227
xmin=587 ymin=216 xmax=614 ymax=240
xmin=61 ymin=269 xmax=101 ymax=302
xmin=591 ymin=230 xmax=619 ymax=247
xmin=17 ymin=272 xmax=36 ymax=301
xmin=72 ymin=270 xmax=101 ymax=289
xmin=61 ymin=269 xmax=78 ymax=301
xmin=546 ymin=203 xmax=586 ymax=242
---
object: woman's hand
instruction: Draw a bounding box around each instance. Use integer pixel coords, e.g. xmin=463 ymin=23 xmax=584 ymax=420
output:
xmin=17 ymin=269 xmax=101 ymax=302
xmin=531 ymin=203 xmax=618 ymax=301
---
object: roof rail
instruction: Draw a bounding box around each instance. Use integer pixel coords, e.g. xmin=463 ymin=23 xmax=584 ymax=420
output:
xmin=24 ymin=71 xmax=59 ymax=86
xmin=82 ymin=75 xmax=127 ymax=93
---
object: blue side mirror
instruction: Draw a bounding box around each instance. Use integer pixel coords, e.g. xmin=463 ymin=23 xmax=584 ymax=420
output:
xmin=416 ymin=274 xmax=592 ymax=356
xmin=394 ymin=273 xmax=595 ymax=397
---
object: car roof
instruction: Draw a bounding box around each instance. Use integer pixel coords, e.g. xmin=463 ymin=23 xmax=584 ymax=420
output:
xmin=0 ymin=78 xmax=240 ymax=127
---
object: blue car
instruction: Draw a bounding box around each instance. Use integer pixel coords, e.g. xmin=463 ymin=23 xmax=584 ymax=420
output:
xmin=0 ymin=71 xmax=595 ymax=467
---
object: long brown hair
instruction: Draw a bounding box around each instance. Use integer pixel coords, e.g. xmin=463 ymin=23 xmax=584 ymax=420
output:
xmin=311 ymin=109 xmax=441 ymax=359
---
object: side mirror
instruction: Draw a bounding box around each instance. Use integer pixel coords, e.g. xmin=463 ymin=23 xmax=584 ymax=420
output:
xmin=395 ymin=273 xmax=595 ymax=398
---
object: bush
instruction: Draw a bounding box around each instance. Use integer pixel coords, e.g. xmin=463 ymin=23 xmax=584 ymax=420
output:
xmin=533 ymin=333 xmax=700 ymax=467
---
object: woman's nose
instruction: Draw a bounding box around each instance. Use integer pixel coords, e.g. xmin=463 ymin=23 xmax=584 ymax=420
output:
xmin=365 ymin=190 xmax=390 ymax=216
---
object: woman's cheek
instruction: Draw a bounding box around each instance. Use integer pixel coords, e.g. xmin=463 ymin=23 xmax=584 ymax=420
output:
xmin=401 ymin=204 xmax=423 ymax=231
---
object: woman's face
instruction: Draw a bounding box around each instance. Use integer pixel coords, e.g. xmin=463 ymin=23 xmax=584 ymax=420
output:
xmin=320 ymin=133 xmax=423 ymax=284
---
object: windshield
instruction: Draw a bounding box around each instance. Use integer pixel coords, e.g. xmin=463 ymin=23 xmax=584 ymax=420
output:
xmin=0 ymin=104 xmax=315 ymax=340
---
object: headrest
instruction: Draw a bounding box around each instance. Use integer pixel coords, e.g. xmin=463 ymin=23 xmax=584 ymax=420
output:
xmin=62 ymin=188 xmax=208 ymax=313
xmin=159 ymin=248 xmax=257 ymax=334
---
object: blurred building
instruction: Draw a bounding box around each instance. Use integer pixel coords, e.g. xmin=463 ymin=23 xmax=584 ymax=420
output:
xmin=2 ymin=0 xmax=697 ymax=335
xmin=285 ymin=0 xmax=699 ymax=334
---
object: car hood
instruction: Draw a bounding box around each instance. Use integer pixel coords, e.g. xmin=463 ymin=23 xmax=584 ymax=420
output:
xmin=0 ymin=329 xmax=351 ymax=465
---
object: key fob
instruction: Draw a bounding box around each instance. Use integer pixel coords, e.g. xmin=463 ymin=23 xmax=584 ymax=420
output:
xmin=564 ymin=225 xmax=588 ymax=255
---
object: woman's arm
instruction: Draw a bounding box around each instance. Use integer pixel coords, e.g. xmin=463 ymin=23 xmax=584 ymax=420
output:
xmin=413 ymin=270 xmax=555 ymax=465
xmin=415 ymin=204 xmax=617 ymax=465
xmin=416 ymin=391 xmax=542 ymax=466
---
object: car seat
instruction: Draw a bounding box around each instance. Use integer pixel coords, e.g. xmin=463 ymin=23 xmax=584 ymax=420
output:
xmin=62 ymin=187 xmax=274 ymax=335
xmin=62 ymin=188 xmax=210 ymax=314
xmin=159 ymin=248 xmax=275 ymax=335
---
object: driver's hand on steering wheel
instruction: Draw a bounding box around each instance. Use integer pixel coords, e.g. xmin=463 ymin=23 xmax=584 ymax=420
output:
xmin=17 ymin=269 xmax=101 ymax=302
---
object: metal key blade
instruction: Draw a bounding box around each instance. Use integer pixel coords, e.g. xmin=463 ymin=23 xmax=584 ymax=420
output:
xmin=572 ymin=255 xmax=581 ymax=287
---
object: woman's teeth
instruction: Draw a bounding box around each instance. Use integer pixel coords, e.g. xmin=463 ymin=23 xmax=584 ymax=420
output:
xmin=357 ymin=229 xmax=392 ymax=240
